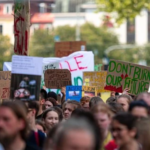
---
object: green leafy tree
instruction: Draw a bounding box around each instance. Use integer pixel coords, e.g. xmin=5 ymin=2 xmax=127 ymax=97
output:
xmin=80 ymin=23 xmax=119 ymax=63
xmin=54 ymin=25 xmax=76 ymax=41
xmin=29 ymin=29 xmax=55 ymax=57
xmin=96 ymin=0 xmax=150 ymax=23
xmin=0 ymin=35 xmax=13 ymax=71
xmin=29 ymin=24 xmax=119 ymax=64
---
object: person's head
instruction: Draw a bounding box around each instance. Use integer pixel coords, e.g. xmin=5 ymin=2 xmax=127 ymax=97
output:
xmin=47 ymin=91 xmax=57 ymax=101
xmin=62 ymin=100 xmax=81 ymax=120
xmin=108 ymin=102 xmax=124 ymax=115
xmin=136 ymin=92 xmax=150 ymax=106
xmin=129 ymin=100 xmax=149 ymax=118
xmin=0 ymin=101 xmax=29 ymax=147
xmin=136 ymin=118 xmax=150 ymax=150
xmin=106 ymin=96 xmax=116 ymax=104
xmin=111 ymin=113 xmax=137 ymax=146
xmin=80 ymin=96 xmax=91 ymax=110
xmin=52 ymin=118 xmax=100 ymax=150
xmin=117 ymin=95 xmax=132 ymax=112
xmin=42 ymin=108 xmax=60 ymax=131
xmin=35 ymin=120 xmax=45 ymax=133
xmin=91 ymin=103 xmax=112 ymax=134
xmin=39 ymin=89 xmax=47 ymax=105
xmin=71 ymin=108 xmax=102 ymax=150
xmin=89 ymin=96 xmax=104 ymax=109
xmin=25 ymin=101 xmax=39 ymax=124
xmin=44 ymin=98 xmax=57 ymax=110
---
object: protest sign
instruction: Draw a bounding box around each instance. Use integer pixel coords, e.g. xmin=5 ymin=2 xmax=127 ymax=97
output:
xmin=10 ymin=55 xmax=43 ymax=101
xmin=104 ymin=60 xmax=150 ymax=95
xmin=83 ymin=71 xmax=108 ymax=93
xmin=44 ymin=69 xmax=72 ymax=89
xmin=82 ymin=86 xmax=97 ymax=97
xmin=4 ymin=51 xmax=94 ymax=94
xmin=66 ymin=86 xmax=82 ymax=102
xmin=0 ymin=71 xmax=11 ymax=99
xmin=55 ymin=41 xmax=86 ymax=57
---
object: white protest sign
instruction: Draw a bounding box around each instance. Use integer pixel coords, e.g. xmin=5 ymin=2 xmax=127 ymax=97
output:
xmin=12 ymin=55 xmax=43 ymax=75
xmin=4 ymin=51 xmax=94 ymax=93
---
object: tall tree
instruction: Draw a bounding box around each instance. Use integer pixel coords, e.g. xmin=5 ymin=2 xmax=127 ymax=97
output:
xmin=96 ymin=0 xmax=150 ymax=23
xmin=0 ymin=35 xmax=13 ymax=70
xmin=29 ymin=29 xmax=55 ymax=57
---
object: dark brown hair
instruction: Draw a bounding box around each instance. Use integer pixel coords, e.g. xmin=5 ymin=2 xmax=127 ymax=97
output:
xmin=80 ymin=96 xmax=91 ymax=106
xmin=46 ymin=97 xmax=57 ymax=106
xmin=0 ymin=101 xmax=29 ymax=141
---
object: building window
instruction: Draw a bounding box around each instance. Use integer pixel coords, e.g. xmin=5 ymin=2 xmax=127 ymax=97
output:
xmin=0 ymin=25 xmax=3 ymax=34
xmin=4 ymin=4 xmax=12 ymax=14
xmin=127 ymin=19 xmax=135 ymax=43
xmin=39 ymin=3 xmax=47 ymax=13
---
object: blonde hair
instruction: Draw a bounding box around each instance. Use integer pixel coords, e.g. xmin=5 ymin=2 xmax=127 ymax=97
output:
xmin=91 ymin=103 xmax=113 ymax=118
xmin=117 ymin=94 xmax=133 ymax=104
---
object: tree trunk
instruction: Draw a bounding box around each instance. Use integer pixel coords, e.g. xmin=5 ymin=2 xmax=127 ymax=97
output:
xmin=14 ymin=0 xmax=30 ymax=55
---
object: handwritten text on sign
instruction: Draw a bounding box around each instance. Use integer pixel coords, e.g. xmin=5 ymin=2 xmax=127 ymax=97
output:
xmin=83 ymin=71 xmax=108 ymax=93
xmin=0 ymin=71 xmax=11 ymax=99
xmin=104 ymin=60 xmax=150 ymax=95
xmin=44 ymin=69 xmax=72 ymax=89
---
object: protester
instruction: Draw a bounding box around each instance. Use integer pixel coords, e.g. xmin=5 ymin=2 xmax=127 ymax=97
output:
xmin=89 ymin=96 xmax=104 ymax=109
xmin=36 ymin=89 xmax=47 ymax=120
xmin=129 ymin=100 xmax=149 ymax=118
xmin=47 ymin=91 xmax=57 ymax=101
xmin=111 ymin=113 xmax=138 ymax=150
xmin=106 ymin=96 xmax=116 ymax=104
xmin=44 ymin=97 xmax=57 ymax=110
xmin=108 ymin=102 xmax=124 ymax=115
xmin=71 ymin=108 xmax=103 ymax=150
xmin=116 ymin=95 xmax=132 ymax=112
xmin=42 ymin=108 xmax=61 ymax=135
xmin=91 ymin=103 xmax=113 ymax=149
xmin=136 ymin=92 xmax=150 ymax=106
xmin=62 ymin=100 xmax=81 ymax=120
xmin=44 ymin=118 xmax=101 ymax=150
xmin=26 ymin=101 xmax=46 ymax=149
xmin=80 ymin=96 xmax=91 ymax=110
xmin=0 ymin=101 xmax=40 ymax=150
xmin=35 ymin=120 xmax=46 ymax=133
xmin=136 ymin=117 xmax=150 ymax=150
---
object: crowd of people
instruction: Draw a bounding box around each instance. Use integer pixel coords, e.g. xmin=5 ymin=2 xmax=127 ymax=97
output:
xmin=0 ymin=88 xmax=150 ymax=150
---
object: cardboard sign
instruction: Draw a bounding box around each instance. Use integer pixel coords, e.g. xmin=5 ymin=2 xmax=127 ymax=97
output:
xmin=83 ymin=71 xmax=108 ymax=93
xmin=44 ymin=69 xmax=72 ymax=89
xmin=66 ymin=86 xmax=82 ymax=102
xmin=55 ymin=41 xmax=86 ymax=57
xmin=104 ymin=60 xmax=150 ymax=95
xmin=4 ymin=51 xmax=94 ymax=94
xmin=0 ymin=71 xmax=11 ymax=99
xmin=82 ymin=86 xmax=97 ymax=97
xmin=10 ymin=55 xmax=43 ymax=101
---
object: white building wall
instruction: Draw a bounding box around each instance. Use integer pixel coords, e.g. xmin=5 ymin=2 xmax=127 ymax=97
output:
xmin=135 ymin=9 xmax=148 ymax=45
xmin=0 ymin=19 xmax=14 ymax=44
xmin=114 ymin=21 xmax=127 ymax=44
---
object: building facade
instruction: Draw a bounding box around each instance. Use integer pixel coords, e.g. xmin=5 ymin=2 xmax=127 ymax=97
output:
xmin=0 ymin=0 xmax=55 ymax=43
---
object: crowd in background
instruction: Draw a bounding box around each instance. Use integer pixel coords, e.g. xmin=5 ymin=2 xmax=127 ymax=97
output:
xmin=0 ymin=88 xmax=150 ymax=150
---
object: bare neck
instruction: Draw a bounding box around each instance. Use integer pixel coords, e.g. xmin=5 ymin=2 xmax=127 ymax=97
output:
xmin=5 ymin=135 xmax=25 ymax=150
xmin=29 ymin=117 xmax=37 ymax=132
xmin=38 ymin=105 xmax=43 ymax=116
